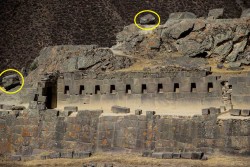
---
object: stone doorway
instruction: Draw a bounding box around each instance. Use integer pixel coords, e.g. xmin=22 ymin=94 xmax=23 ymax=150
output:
xmin=45 ymin=85 xmax=57 ymax=109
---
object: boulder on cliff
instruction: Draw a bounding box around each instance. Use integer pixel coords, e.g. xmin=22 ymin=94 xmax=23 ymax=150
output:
xmin=140 ymin=14 xmax=157 ymax=25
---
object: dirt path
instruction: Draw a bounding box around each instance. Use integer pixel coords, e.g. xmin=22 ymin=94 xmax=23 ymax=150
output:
xmin=1 ymin=153 xmax=249 ymax=167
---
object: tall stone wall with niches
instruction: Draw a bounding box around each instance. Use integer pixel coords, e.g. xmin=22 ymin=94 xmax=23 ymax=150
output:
xmin=57 ymin=71 xmax=223 ymax=109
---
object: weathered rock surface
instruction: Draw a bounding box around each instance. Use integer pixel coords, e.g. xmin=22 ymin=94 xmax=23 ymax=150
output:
xmin=140 ymin=14 xmax=156 ymax=25
xmin=208 ymin=8 xmax=224 ymax=19
xmin=241 ymin=8 xmax=250 ymax=18
xmin=0 ymin=74 xmax=21 ymax=91
xmin=168 ymin=12 xmax=197 ymax=21
xmin=162 ymin=20 xmax=194 ymax=39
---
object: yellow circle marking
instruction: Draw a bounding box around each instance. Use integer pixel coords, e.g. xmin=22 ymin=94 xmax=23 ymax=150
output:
xmin=0 ymin=69 xmax=25 ymax=95
xmin=134 ymin=10 xmax=161 ymax=31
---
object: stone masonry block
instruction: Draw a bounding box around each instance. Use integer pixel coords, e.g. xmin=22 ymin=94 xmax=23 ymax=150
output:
xmin=152 ymin=152 xmax=163 ymax=159
xmin=73 ymin=151 xmax=92 ymax=159
xmin=181 ymin=152 xmax=192 ymax=159
xmin=142 ymin=150 xmax=153 ymax=157
xmin=146 ymin=111 xmax=155 ymax=117
xmin=111 ymin=105 xmax=130 ymax=114
xmin=191 ymin=152 xmax=204 ymax=159
xmin=230 ymin=109 xmax=241 ymax=116
xmin=60 ymin=152 xmax=73 ymax=158
xmin=209 ymin=107 xmax=221 ymax=115
xmin=241 ymin=110 xmax=250 ymax=116
xmin=172 ymin=153 xmax=181 ymax=159
xmin=162 ymin=152 xmax=173 ymax=159
xmin=202 ymin=109 xmax=209 ymax=115
xmin=48 ymin=152 xmax=60 ymax=159
xmin=135 ymin=109 xmax=142 ymax=115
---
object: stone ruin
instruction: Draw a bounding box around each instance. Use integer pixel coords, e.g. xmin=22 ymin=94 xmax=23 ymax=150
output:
xmin=0 ymin=9 xmax=250 ymax=162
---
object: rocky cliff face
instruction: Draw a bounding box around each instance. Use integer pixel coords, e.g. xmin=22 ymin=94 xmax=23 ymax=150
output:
xmin=1 ymin=0 xmax=250 ymax=72
xmin=113 ymin=17 xmax=250 ymax=69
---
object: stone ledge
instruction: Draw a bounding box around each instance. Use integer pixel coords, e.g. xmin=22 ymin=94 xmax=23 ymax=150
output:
xmin=111 ymin=105 xmax=130 ymax=114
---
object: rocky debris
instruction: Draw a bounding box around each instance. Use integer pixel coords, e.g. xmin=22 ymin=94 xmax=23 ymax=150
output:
xmin=241 ymin=8 xmax=250 ymax=18
xmin=213 ymin=41 xmax=233 ymax=59
xmin=208 ymin=8 xmax=224 ymax=19
xmin=77 ymin=48 xmax=113 ymax=70
xmin=228 ymin=62 xmax=242 ymax=68
xmin=64 ymin=48 xmax=135 ymax=72
xmin=176 ymin=36 xmax=212 ymax=57
xmin=140 ymin=14 xmax=156 ymax=25
xmin=0 ymin=74 xmax=21 ymax=91
xmin=217 ymin=63 xmax=224 ymax=69
xmin=162 ymin=20 xmax=194 ymax=39
xmin=168 ymin=12 xmax=197 ymax=21
xmin=164 ymin=57 xmax=208 ymax=71
xmin=113 ymin=17 xmax=250 ymax=69
xmin=226 ymin=39 xmax=248 ymax=62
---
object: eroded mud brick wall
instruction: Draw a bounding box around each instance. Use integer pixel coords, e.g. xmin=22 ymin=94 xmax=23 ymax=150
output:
xmin=57 ymin=71 xmax=223 ymax=108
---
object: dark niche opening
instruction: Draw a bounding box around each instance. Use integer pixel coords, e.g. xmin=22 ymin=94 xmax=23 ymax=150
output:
xmin=191 ymin=83 xmax=197 ymax=92
xmin=126 ymin=84 xmax=131 ymax=94
xmin=142 ymin=84 xmax=147 ymax=94
xmin=64 ymin=86 xmax=69 ymax=95
xmin=79 ymin=85 xmax=84 ymax=95
xmin=110 ymin=85 xmax=116 ymax=94
xmin=158 ymin=83 xmax=163 ymax=93
xmin=174 ymin=83 xmax=180 ymax=93
xmin=208 ymin=82 xmax=214 ymax=92
xmin=95 ymin=85 xmax=100 ymax=94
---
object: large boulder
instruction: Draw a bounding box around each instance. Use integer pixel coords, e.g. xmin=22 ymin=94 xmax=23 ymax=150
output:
xmin=226 ymin=38 xmax=248 ymax=62
xmin=241 ymin=8 xmax=250 ymax=18
xmin=208 ymin=8 xmax=224 ymax=19
xmin=213 ymin=41 xmax=233 ymax=57
xmin=176 ymin=35 xmax=213 ymax=57
xmin=161 ymin=20 xmax=194 ymax=40
xmin=140 ymin=14 xmax=156 ymax=25
xmin=0 ymin=74 xmax=21 ymax=91
xmin=213 ymin=29 xmax=233 ymax=47
xmin=168 ymin=12 xmax=197 ymax=21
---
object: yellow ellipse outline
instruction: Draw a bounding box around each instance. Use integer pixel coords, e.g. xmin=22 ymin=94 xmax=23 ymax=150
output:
xmin=134 ymin=10 xmax=161 ymax=31
xmin=0 ymin=69 xmax=25 ymax=95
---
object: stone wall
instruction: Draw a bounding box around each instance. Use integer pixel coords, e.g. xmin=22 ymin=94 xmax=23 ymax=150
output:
xmin=229 ymin=73 xmax=250 ymax=108
xmin=55 ymin=71 xmax=223 ymax=109
xmin=0 ymin=108 xmax=249 ymax=157
xmin=98 ymin=114 xmax=250 ymax=155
